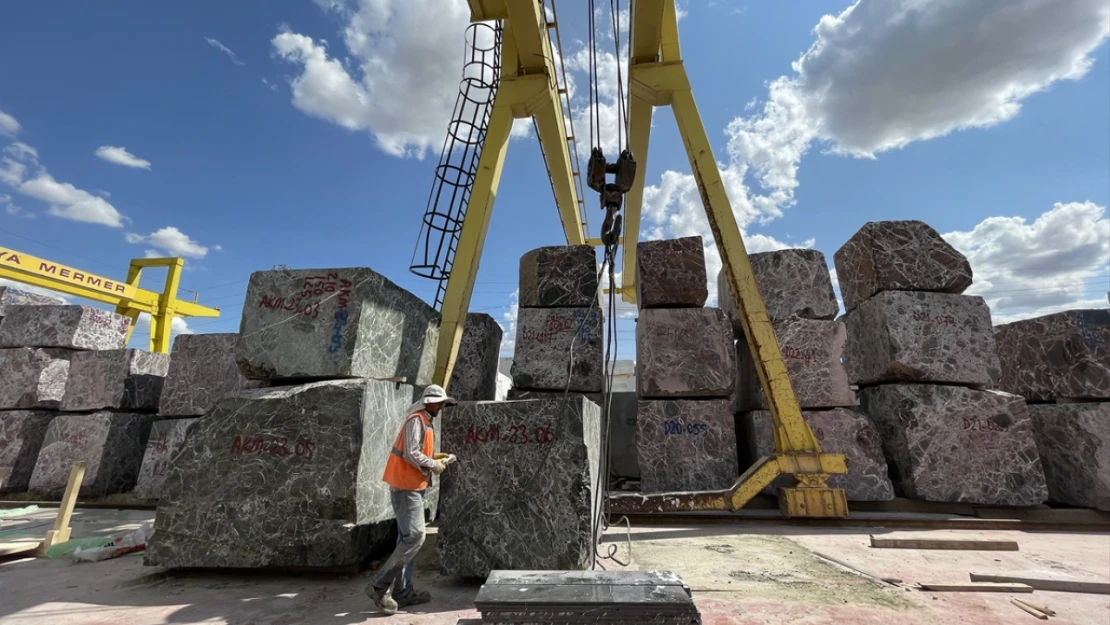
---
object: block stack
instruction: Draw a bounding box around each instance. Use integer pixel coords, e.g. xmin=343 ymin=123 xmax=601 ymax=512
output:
xmin=721 ymin=249 xmax=893 ymax=501
xmin=145 ymin=267 xmax=441 ymax=570
xmin=995 ymin=309 xmax=1110 ymax=511
xmin=836 ymin=220 xmax=1048 ymax=506
xmin=509 ymin=245 xmax=604 ymax=401
xmin=133 ymin=333 xmax=266 ymax=500
xmin=635 ymin=236 xmax=738 ymax=493
xmin=0 ymin=303 xmax=161 ymax=498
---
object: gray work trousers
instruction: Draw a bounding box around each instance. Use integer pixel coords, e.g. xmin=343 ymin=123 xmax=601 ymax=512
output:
xmin=370 ymin=488 xmax=426 ymax=596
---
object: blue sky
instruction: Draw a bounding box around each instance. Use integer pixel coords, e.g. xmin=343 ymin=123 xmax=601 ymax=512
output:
xmin=1 ymin=0 xmax=1108 ymax=359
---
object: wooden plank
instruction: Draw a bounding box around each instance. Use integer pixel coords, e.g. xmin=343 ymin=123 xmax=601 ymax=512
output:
xmin=970 ymin=573 xmax=1110 ymax=595
xmin=0 ymin=542 xmax=39 ymax=558
xmin=1011 ymin=599 xmax=1048 ymax=619
xmin=870 ymin=535 xmax=1019 ymax=551
xmin=1013 ymin=598 xmax=1056 ymax=617
xmin=812 ymin=551 xmax=901 ymax=587
xmin=34 ymin=462 xmax=85 ymax=555
xmin=917 ymin=582 xmax=1033 ymax=593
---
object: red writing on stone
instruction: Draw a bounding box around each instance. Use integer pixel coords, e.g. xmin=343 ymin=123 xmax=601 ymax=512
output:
xmin=152 ymin=460 xmax=169 ymax=477
xmin=522 ymin=328 xmax=555 ymax=344
xmin=782 ymin=346 xmax=819 ymax=363
xmin=302 ymin=273 xmax=338 ymax=297
xmin=147 ymin=437 xmax=169 ymax=453
xmin=465 ymin=424 xmax=555 ymax=445
xmin=962 ymin=417 xmax=1008 ymax=433
xmin=814 ymin=427 xmax=825 ymax=440
xmin=545 ymin=315 xmax=573 ymax=334
xmin=913 ymin=311 xmax=957 ymax=326
xmin=258 ymin=295 xmax=320 ymax=319
xmin=229 ymin=435 xmax=317 ymax=460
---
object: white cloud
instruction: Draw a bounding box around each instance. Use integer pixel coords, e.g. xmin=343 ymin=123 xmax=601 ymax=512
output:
xmin=0 ymin=139 xmax=127 ymax=227
xmin=131 ymin=311 xmax=194 ymax=344
xmin=271 ymin=0 xmax=476 ymax=158
xmin=0 ymin=108 xmax=20 ymax=137
xmin=95 ymin=145 xmax=152 ymax=170
xmin=943 ymin=201 xmax=1110 ymax=322
xmin=261 ymin=77 xmax=279 ymax=91
xmin=499 ymin=289 xmax=519 ymax=355
xmin=206 ymin=37 xmax=245 ymax=66
xmin=125 ymin=226 xmax=209 ymax=259
xmin=0 ymin=193 xmax=32 ymax=219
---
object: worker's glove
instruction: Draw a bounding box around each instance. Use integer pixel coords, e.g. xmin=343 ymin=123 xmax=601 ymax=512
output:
xmin=434 ymin=453 xmax=451 ymax=460
xmin=440 ymin=454 xmax=457 ymax=467
xmin=431 ymin=461 xmax=447 ymax=475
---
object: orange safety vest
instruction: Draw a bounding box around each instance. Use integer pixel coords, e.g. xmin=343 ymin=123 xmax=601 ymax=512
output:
xmin=382 ymin=410 xmax=435 ymax=491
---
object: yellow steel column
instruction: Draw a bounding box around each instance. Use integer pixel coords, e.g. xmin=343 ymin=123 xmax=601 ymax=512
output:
xmin=154 ymin=258 xmax=185 ymax=353
xmin=618 ymin=84 xmax=655 ymax=305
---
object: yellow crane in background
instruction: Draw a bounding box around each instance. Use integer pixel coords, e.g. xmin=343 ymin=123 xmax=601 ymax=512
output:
xmin=0 ymin=247 xmax=219 ymax=352
xmin=422 ymin=0 xmax=849 ymax=519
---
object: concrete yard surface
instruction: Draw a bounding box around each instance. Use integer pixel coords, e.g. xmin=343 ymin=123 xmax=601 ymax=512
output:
xmin=0 ymin=509 xmax=1107 ymax=625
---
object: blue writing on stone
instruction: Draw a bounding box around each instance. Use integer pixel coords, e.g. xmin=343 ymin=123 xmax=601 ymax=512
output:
xmin=663 ymin=420 xmax=709 ymax=436
xmin=328 ymin=307 xmax=349 ymax=353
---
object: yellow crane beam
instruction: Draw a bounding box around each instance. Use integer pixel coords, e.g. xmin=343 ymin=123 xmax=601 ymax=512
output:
xmin=0 ymin=247 xmax=219 ymax=353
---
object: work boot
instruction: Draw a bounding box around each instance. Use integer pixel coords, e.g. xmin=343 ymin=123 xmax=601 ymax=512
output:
xmin=365 ymin=584 xmax=398 ymax=615
xmin=393 ymin=588 xmax=432 ymax=609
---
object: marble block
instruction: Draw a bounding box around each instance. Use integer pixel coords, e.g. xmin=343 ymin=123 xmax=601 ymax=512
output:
xmin=0 ymin=287 xmax=65 ymax=319
xmin=0 ymin=348 xmax=74 ymax=410
xmin=518 ymin=245 xmax=599 ymax=308
xmin=637 ymin=308 xmax=734 ymax=398
xmin=834 ymin=220 xmax=973 ymax=313
xmin=448 ymin=313 xmax=503 ymax=401
xmin=61 ymin=349 xmax=169 ymax=412
xmin=859 ymin=384 xmax=1047 ymax=506
xmin=0 ymin=305 xmax=130 ymax=350
xmin=718 ymin=249 xmax=838 ymax=334
xmin=0 ymin=411 xmax=56 ymax=493
xmin=635 ymin=236 xmax=708 ymax=308
xmin=235 ymin=267 xmax=440 ymax=384
xmin=741 ymin=409 xmax=894 ymax=501
xmin=1027 ymin=403 xmax=1110 ymax=511
xmin=507 ymin=388 xmax=603 ymax=406
xmin=511 ymin=307 xmax=604 ymax=392
xmin=143 ymin=379 xmax=438 ymax=570
xmin=436 ymin=398 xmax=600 ymax=577
xmin=133 ymin=418 xmax=198 ymax=501
xmin=160 ymin=333 xmax=264 ymax=416
xmin=637 ymin=399 xmax=738 ymax=492
xmin=995 ymin=309 xmax=1110 ymax=402
xmin=735 ymin=317 xmax=856 ymax=412
xmin=28 ymin=412 xmax=157 ymax=498
xmin=843 ymin=291 xmax=1000 ymax=387
xmin=608 ymin=392 xmax=640 ymax=479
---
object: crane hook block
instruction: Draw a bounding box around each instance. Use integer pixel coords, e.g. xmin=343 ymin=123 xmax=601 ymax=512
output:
xmin=614 ymin=149 xmax=637 ymax=194
xmin=602 ymin=182 xmax=624 ymax=211
xmin=587 ymin=148 xmax=607 ymax=192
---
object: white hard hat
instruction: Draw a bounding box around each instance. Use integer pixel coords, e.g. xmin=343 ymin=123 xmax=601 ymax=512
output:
xmin=422 ymin=384 xmax=456 ymax=405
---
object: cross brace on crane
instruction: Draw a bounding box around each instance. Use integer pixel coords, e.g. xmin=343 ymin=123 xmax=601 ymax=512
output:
xmin=435 ymin=0 xmax=849 ymax=518
xmin=0 ymin=247 xmax=220 ymax=353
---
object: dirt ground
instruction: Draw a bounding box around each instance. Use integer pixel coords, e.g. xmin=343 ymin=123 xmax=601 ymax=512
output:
xmin=0 ymin=508 xmax=1107 ymax=625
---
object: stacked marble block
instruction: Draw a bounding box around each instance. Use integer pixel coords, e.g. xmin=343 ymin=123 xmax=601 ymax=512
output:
xmin=719 ymin=249 xmax=894 ymax=501
xmin=635 ymin=236 xmax=738 ymax=493
xmin=835 ymin=220 xmax=1047 ymax=506
xmin=145 ymin=267 xmax=443 ymax=570
xmin=509 ymin=245 xmax=604 ymax=399
xmin=994 ymin=310 xmax=1110 ymax=511
xmin=0 ymin=300 xmax=164 ymax=498
xmin=132 ymin=333 xmax=265 ymax=501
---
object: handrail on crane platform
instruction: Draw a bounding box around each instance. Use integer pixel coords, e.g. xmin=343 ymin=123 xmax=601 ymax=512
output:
xmin=0 ymin=246 xmax=219 ymax=353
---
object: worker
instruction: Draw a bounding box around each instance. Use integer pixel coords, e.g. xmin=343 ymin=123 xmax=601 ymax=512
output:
xmin=366 ymin=384 xmax=457 ymax=615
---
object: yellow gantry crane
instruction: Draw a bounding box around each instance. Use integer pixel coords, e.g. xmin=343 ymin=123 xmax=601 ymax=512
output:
xmin=432 ymin=0 xmax=848 ymax=518
xmin=0 ymin=247 xmax=219 ymax=353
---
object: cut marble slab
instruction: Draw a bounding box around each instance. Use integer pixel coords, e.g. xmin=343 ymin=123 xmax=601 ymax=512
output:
xmin=436 ymin=398 xmax=600 ymax=577
xmin=159 ymin=333 xmax=265 ymax=416
xmin=235 ymin=267 xmax=440 ymax=384
xmin=834 ymin=220 xmax=973 ymax=313
xmin=28 ymin=412 xmax=157 ymax=498
xmin=0 ymin=411 xmax=57 ymax=493
xmin=143 ymin=379 xmax=439 ymax=569
xmin=60 ymin=348 xmax=170 ymax=412
xmin=133 ymin=418 xmax=198 ymax=501
xmin=511 ymin=307 xmax=604 ymax=392
xmin=0 ymin=305 xmax=130 ymax=350
xmin=718 ymin=249 xmax=838 ymax=335
xmin=0 ymin=287 xmax=64 ymax=319
xmin=735 ymin=317 xmax=856 ymax=412
xmin=0 ymin=347 xmax=74 ymax=410
xmin=608 ymin=392 xmax=640 ymax=479
xmin=518 ymin=245 xmax=599 ymax=308
xmin=1027 ymin=402 xmax=1110 ymax=511
xmin=859 ymin=384 xmax=1047 ymax=506
xmin=448 ymin=312 xmax=503 ymax=401
xmin=637 ymin=399 xmax=738 ymax=492
xmin=843 ymin=291 xmax=1000 ymax=387
xmin=741 ymin=408 xmax=894 ymax=501
xmin=635 ymin=236 xmax=708 ymax=308
xmin=995 ymin=309 xmax=1110 ymax=402
xmin=637 ymin=308 xmax=734 ymax=398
